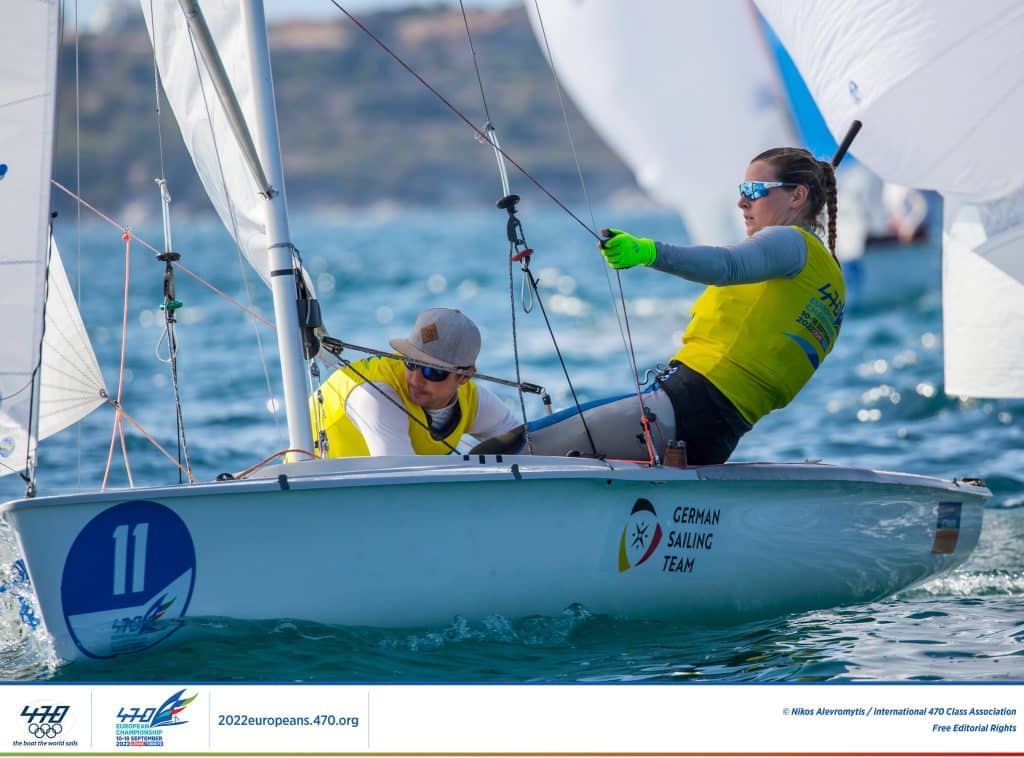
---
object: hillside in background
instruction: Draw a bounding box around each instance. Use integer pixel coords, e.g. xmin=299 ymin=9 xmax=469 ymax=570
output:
xmin=52 ymin=5 xmax=644 ymax=221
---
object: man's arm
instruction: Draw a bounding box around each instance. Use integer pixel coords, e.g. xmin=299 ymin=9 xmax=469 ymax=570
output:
xmin=344 ymin=383 xmax=416 ymax=455
xmin=651 ymin=225 xmax=808 ymax=285
xmin=469 ymin=385 xmax=519 ymax=440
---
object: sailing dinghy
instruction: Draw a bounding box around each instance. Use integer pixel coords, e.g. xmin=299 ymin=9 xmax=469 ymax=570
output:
xmin=0 ymin=0 xmax=989 ymax=664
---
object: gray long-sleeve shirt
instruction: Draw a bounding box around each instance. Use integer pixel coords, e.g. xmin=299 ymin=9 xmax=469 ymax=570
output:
xmin=651 ymin=225 xmax=811 ymax=286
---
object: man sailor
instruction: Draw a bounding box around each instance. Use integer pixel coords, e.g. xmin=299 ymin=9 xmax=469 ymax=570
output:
xmin=312 ymin=308 xmax=519 ymax=456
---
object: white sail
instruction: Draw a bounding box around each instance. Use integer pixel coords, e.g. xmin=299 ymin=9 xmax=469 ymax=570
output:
xmin=525 ymin=0 xmax=795 ymax=244
xmin=0 ymin=0 xmax=60 ymax=478
xmin=943 ymin=188 xmax=1024 ymax=397
xmin=754 ymin=0 xmax=1024 ymax=201
xmin=38 ymin=238 xmax=108 ymax=441
xmin=0 ymin=1 xmax=107 ymax=480
xmin=141 ymin=0 xmax=277 ymax=285
xmin=756 ymin=0 xmax=1024 ymax=397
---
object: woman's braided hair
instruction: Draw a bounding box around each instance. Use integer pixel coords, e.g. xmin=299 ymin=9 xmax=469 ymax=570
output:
xmin=753 ymin=147 xmax=838 ymax=259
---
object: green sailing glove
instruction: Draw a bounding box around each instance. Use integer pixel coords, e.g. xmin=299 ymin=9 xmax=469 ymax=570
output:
xmin=600 ymin=228 xmax=656 ymax=269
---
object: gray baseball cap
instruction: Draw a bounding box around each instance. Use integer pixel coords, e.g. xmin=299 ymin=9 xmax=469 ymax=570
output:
xmin=389 ymin=308 xmax=481 ymax=370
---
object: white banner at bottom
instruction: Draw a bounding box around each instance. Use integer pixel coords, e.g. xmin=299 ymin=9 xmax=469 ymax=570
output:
xmin=0 ymin=683 xmax=1019 ymax=754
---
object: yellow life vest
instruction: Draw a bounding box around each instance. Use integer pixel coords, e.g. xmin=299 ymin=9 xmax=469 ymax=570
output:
xmin=311 ymin=356 xmax=479 ymax=457
xmin=672 ymin=227 xmax=845 ymax=424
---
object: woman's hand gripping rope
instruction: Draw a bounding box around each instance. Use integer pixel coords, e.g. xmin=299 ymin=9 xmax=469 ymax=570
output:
xmin=599 ymin=228 xmax=657 ymax=269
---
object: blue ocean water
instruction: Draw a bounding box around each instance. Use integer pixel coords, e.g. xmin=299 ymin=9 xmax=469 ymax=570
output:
xmin=1 ymin=207 xmax=1022 ymax=682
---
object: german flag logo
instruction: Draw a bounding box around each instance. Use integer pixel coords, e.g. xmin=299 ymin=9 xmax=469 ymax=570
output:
xmin=618 ymin=498 xmax=663 ymax=572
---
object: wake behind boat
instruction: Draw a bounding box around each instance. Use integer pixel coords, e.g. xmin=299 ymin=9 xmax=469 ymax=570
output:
xmin=0 ymin=0 xmax=994 ymax=665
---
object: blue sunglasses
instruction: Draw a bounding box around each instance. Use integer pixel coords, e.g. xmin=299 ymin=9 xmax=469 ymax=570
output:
xmin=404 ymin=361 xmax=455 ymax=382
xmin=738 ymin=180 xmax=798 ymax=201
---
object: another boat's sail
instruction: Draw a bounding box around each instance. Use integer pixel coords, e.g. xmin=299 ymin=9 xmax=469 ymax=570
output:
xmin=0 ymin=0 xmax=105 ymax=481
xmin=141 ymin=0 xmax=277 ymax=285
xmin=943 ymin=186 xmax=1024 ymax=397
xmin=755 ymin=0 xmax=1024 ymax=397
xmin=525 ymin=0 xmax=794 ymax=244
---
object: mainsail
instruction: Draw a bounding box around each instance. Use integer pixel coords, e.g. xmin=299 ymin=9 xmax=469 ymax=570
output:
xmin=525 ymin=0 xmax=794 ymax=244
xmin=0 ymin=0 xmax=106 ymax=480
xmin=755 ymin=0 xmax=1024 ymax=397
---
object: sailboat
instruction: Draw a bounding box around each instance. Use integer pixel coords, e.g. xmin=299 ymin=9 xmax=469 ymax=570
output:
xmin=523 ymin=0 xmax=940 ymax=308
xmin=0 ymin=0 xmax=988 ymax=665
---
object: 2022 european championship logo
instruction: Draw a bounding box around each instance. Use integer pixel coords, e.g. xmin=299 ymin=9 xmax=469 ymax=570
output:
xmin=114 ymin=689 xmax=197 ymax=748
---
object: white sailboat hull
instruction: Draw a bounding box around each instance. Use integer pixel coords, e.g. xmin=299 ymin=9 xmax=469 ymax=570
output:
xmin=1 ymin=456 xmax=987 ymax=663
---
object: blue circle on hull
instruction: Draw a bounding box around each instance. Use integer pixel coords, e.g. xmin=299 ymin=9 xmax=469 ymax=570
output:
xmin=61 ymin=500 xmax=196 ymax=659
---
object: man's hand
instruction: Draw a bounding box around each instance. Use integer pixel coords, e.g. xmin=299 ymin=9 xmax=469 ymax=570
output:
xmin=600 ymin=228 xmax=656 ymax=269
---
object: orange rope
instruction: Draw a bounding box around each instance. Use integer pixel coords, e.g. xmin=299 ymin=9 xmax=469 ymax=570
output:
xmin=173 ymin=261 xmax=275 ymax=329
xmin=112 ymin=402 xmax=199 ymax=484
xmin=605 ymin=415 xmax=662 ymax=467
xmin=118 ymin=413 xmax=134 ymax=488
xmin=51 ymin=179 xmax=274 ymax=328
xmin=52 ymin=182 xmax=284 ymax=487
xmin=102 ymin=230 xmax=134 ymax=490
xmin=232 ymin=449 xmax=318 ymax=480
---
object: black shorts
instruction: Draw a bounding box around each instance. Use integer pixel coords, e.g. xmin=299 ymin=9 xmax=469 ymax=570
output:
xmin=657 ymin=362 xmax=752 ymax=465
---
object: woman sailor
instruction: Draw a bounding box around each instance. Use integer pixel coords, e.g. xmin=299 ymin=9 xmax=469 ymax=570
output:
xmin=488 ymin=146 xmax=845 ymax=465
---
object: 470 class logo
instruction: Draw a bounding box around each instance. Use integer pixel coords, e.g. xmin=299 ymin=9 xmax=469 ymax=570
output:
xmin=618 ymin=498 xmax=663 ymax=572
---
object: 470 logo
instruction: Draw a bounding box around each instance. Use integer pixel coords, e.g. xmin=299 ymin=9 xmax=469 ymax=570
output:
xmin=116 ymin=689 xmax=197 ymax=728
xmin=20 ymin=704 xmax=69 ymax=740
xmin=114 ymin=690 xmax=197 ymax=749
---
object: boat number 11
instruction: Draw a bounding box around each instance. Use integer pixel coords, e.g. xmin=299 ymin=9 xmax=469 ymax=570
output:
xmin=112 ymin=523 xmax=149 ymax=595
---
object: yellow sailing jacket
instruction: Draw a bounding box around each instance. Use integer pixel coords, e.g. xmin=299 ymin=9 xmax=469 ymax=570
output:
xmin=673 ymin=227 xmax=845 ymax=424
xmin=311 ymin=356 xmax=479 ymax=457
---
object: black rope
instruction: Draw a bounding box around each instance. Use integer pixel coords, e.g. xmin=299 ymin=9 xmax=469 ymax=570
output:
xmin=156 ymin=251 xmax=193 ymax=483
xmin=514 ymin=252 xmax=598 ymax=457
xmin=458 ymin=0 xmax=493 ymax=127
xmin=529 ymin=1 xmax=652 ymax=456
xmin=326 ymin=0 xmax=601 ymax=243
xmin=505 ymin=245 xmax=532 ymax=452
xmin=22 ymin=215 xmax=58 ymax=497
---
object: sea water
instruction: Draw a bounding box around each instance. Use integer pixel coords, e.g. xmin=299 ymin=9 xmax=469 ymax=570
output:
xmin=0 ymin=207 xmax=1021 ymax=682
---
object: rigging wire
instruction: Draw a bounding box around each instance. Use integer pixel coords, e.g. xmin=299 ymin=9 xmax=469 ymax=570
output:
xmin=72 ymin=0 xmax=85 ymax=488
xmin=50 ymin=180 xmax=277 ymax=329
xmin=459 ymin=0 xmax=493 ymax=127
xmin=530 ymin=0 xmax=635 ymax=369
xmin=458 ymin=2 xmax=597 ymax=455
xmin=149 ymin=0 xmax=194 ymax=483
xmin=180 ymin=16 xmax=287 ymax=447
xmin=327 ymin=0 xmax=601 ymax=244
xmin=529 ymin=0 xmax=657 ymax=463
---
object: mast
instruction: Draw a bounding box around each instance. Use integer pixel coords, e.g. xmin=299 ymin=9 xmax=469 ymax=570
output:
xmin=177 ymin=0 xmax=313 ymax=456
xmin=239 ymin=0 xmax=314 ymax=456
